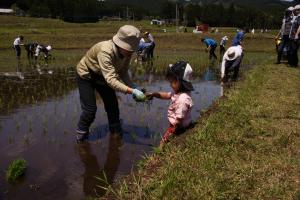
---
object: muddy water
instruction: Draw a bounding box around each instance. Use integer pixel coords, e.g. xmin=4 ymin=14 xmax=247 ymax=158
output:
xmin=0 ymin=66 xmax=221 ymax=199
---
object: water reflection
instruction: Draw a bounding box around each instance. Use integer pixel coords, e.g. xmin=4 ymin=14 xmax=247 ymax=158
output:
xmin=0 ymin=66 xmax=76 ymax=115
xmin=76 ymin=134 xmax=122 ymax=197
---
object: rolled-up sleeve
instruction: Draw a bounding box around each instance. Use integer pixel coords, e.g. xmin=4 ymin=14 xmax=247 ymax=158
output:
xmin=97 ymin=51 xmax=129 ymax=93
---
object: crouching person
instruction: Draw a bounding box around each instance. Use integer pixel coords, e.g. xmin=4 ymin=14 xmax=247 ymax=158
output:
xmin=221 ymin=45 xmax=243 ymax=82
xmin=35 ymin=44 xmax=52 ymax=60
xmin=147 ymin=61 xmax=194 ymax=147
xmin=76 ymin=25 xmax=146 ymax=142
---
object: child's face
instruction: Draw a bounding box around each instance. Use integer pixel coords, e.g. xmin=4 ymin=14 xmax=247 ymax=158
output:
xmin=169 ymin=78 xmax=180 ymax=93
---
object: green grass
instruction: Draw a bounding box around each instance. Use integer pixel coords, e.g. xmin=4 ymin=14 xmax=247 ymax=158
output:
xmin=101 ymin=56 xmax=300 ymax=199
xmin=6 ymin=158 xmax=27 ymax=183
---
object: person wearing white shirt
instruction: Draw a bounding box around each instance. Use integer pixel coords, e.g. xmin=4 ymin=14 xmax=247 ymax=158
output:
xmin=221 ymin=45 xmax=243 ymax=82
xmin=13 ymin=36 xmax=24 ymax=58
xmin=144 ymin=31 xmax=155 ymax=58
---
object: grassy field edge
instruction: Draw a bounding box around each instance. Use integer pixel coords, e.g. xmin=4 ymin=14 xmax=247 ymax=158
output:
xmin=102 ymin=61 xmax=300 ymax=199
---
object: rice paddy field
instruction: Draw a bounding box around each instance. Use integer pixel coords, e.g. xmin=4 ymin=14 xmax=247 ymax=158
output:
xmin=0 ymin=16 xmax=288 ymax=199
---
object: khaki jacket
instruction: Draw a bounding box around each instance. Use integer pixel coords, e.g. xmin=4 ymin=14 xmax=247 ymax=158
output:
xmin=77 ymin=40 xmax=134 ymax=93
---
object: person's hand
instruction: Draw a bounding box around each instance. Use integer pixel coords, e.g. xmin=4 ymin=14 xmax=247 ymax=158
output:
xmin=132 ymin=88 xmax=146 ymax=102
xmin=146 ymin=92 xmax=160 ymax=100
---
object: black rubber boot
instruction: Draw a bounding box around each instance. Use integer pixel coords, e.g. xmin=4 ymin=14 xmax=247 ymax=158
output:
xmin=76 ymin=130 xmax=89 ymax=143
xmin=109 ymin=123 xmax=123 ymax=139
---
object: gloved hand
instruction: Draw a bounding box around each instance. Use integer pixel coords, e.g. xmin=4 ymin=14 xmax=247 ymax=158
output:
xmin=132 ymin=88 xmax=146 ymax=102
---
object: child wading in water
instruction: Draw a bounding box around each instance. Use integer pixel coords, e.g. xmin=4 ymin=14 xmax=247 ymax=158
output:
xmin=147 ymin=61 xmax=194 ymax=146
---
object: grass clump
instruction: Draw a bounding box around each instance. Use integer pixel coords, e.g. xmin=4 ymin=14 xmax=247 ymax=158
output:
xmin=6 ymin=159 xmax=27 ymax=183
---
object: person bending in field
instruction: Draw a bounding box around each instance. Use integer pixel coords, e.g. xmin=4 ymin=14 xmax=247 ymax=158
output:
xmin=35 ymin=44 xmax=52 ymax=60
xmin=147 ymin=61 xmax=194 ymax=146
xmin=13 ymin=35 xmax=24 ymax=59
xmin=24 ymin=42 xmax=38 ymax=60
xmin=221 ymin=45 xmax=243 ymax=82
xmin=201 ymin=38 xmax=218 ymax=60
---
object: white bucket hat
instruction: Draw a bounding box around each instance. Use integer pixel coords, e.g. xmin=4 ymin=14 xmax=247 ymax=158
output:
xmin=294 ymin=5 xmax=300 ymax=10
xmin=225 ymin=47 xmax=238 ymax=61
xmin=223 ymin=36 xmax=228 ymax=40
xmin=46 ymin=45 xmax=52 ymax=51
xmin=287 ymin=7 xmax=294 ymax=11
xmin=113 ymin=25 xmax=141 ymax=52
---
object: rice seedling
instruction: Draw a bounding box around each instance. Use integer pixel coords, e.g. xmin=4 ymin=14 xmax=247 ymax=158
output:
xmin=6 ymin=158 xmax=27 ymax=183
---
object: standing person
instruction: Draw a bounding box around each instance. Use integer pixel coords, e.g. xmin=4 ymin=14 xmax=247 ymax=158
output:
xmin=146 ymin=61 xmax=194 ymax=146
xmin=13 ymin=35 xmax=24 ymax=59
xmin=24 ymin=42 xmax=38 ymax=60
xmin=221 ymin=45 xmax=243 ymax=82
xmin=76 ymin=25 xmax=146 ymax=142
xmin=219 ymin=36 xmax=228 ymax=57
xmin=290 ymin=5 xmax=300 ymax=67
xmin=144 ymin=31 xmax=155 ymax=59
xmin=232 ymin=28 xmax=245 ymax=46
xmin=276 ymin=7 xmax=294 ymax=64
xmin=35 ymin=44 xmax=52 ymax=60
xmin=201 ymin=38 xmax=218 ymax=60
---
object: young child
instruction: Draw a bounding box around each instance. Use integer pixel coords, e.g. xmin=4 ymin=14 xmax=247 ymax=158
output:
xmin=147 ymin=61 xmax=194 ymax=145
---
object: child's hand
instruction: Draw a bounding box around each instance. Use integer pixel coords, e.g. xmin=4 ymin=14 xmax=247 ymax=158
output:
xmin=146 ymin=92 xmax=160 ymax=100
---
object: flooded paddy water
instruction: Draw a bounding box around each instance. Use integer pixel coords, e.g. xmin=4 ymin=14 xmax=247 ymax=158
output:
xmin=0 ymin=49 xmax=222 ymax=199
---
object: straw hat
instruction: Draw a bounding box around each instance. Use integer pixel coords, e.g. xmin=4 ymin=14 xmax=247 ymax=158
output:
xmin=225 ymin=47 xmax=238 ymax=61
xmin=113 ymin=25 xmax=141 ymax=52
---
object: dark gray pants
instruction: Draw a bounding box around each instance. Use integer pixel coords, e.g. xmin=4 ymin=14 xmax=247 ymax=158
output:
xmin=224 ymin=57 xmax=242 ymax=81
xmin=288 ymin=40 xmax=299 ymax=67
xmin=77 ymin=73 xmax=120 ymax=133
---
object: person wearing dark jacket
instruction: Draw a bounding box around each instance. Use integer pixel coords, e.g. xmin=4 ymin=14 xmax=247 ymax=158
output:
xmin=24 ymin=42 xmax=38 ymax=60
xmin=276 ymin=7 xmax=294 ymax=64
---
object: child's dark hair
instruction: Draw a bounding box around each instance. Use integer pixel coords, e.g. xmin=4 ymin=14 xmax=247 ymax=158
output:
xmin=166 ymin=70 xmax=192 ymax=93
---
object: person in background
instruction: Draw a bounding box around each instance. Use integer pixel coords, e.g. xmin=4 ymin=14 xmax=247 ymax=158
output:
xmin=137 ymin=37 xmax=152 ymax=61
xmin=144 ymin=31 xmax=155 ymax=59
xmin=276 ymin=6 xmax=294 ymax=64
xmin=24 ymin=42 xmax=38 ymax=60
xmin=35 ymin=44 xmax=52 ymax=60
xmin=232 ymin=27 xmax=245 ymax=46
xmin=201 ymin=38 xmax=218 ymax=60
xmin=219 ymin=36 xmax=228 ymax=57
xmin=76 ymin=25 xmax=146 ymax=142
xmin=221 ymin=45 xmax=243 ymax=82
xmin=146 ymin=61 xmax=194 ymax=146
xmin=13 ymin=35 xmax=24 ymax=59
xmin=290 ymin=4 xmax=300 ymax=67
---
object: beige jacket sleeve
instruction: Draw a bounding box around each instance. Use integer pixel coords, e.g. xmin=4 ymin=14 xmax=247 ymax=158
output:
xmin=97 ymin=51 xmax=129 ymax=93
xmin=119 ymin=60 xmax=135 ymax=88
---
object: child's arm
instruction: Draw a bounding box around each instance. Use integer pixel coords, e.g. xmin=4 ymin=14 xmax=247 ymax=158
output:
xmin=146 ymin=92 xmax=171 ymax=100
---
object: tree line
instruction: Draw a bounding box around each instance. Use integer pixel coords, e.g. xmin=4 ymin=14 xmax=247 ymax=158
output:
xmin=1 ymin=0 xmax=288 ymax=28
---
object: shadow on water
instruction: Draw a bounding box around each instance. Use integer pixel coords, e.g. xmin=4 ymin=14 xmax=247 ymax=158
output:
xmin=0 ymin=59 xmax=222 ymax=199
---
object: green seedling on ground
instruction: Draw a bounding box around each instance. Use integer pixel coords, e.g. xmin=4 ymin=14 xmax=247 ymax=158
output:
xmin=6 ymin=159 xmax=27 ymax=183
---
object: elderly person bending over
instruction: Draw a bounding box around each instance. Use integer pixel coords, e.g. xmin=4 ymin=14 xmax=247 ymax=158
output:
xmin=76 ymin=25 xmax=146 ymax=142
xmin=221 ymin=45 xmax=243 ymax=82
